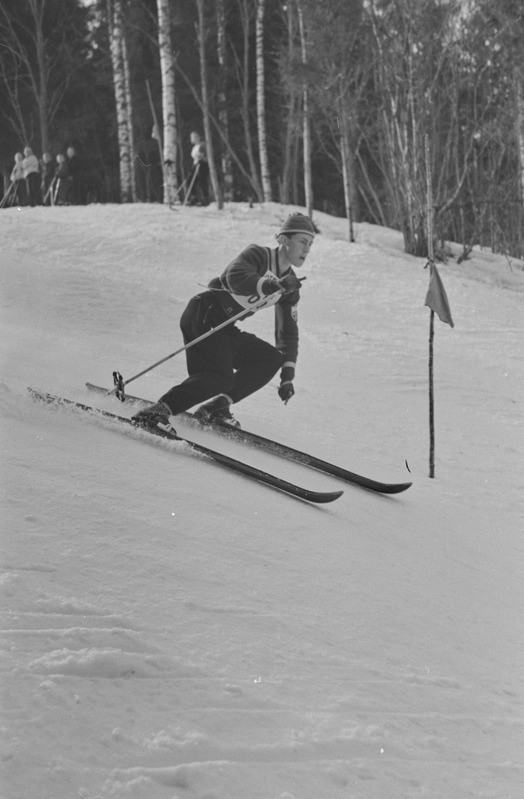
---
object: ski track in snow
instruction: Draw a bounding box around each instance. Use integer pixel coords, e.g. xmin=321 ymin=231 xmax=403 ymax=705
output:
xmin=1 ymin=203 xmax=523 ymax=798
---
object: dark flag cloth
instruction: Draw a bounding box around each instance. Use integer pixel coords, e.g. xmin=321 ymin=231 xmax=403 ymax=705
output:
xmin=425 ymin=263 xmax=454 ymax=327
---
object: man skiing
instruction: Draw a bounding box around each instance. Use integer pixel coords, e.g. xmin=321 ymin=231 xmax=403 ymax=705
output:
xmin=132 ymin=212 xmax=316 ymax=430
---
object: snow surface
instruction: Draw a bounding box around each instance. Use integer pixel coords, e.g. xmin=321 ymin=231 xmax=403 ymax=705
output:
xmin=1 ymin=201 xmax=523 ymax=799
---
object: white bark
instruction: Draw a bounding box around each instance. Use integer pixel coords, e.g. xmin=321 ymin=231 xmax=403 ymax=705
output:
xmin=297 ymin=0 xmax=312 ymax=215
xmin=516 ymin=67 xmax=524 ymax=205
xmin=157 ymin=0 xmax=178 ymax=205
xmin=217 ymin=0 xmax=233 ymax=200
xmin=196 ymin=0 xmax=221 ymax=207
xmin=107 ymin=0 xmax=133 ymax=202
xmin=256 ymin=0 xmax=272 ymax=201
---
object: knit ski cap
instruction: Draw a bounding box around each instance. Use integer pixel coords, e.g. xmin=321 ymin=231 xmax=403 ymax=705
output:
xmin=279 ymin=212 xmax=316 ymax=237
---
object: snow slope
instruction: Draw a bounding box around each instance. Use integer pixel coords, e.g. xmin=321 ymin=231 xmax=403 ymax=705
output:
xmin=1 ymin=202 xmax=523 ymax=799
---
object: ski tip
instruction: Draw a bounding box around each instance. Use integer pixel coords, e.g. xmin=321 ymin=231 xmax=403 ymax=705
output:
xmin=307 ymin=489 xmax=344 ymax=504
xmin=383 ymin=482 xmax=412 ymax=494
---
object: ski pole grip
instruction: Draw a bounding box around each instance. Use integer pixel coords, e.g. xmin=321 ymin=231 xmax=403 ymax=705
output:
xmin=113 ymin=371 xmax=126 ymax=402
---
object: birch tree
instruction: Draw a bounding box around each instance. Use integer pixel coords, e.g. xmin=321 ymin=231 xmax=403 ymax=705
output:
xmin=156 ymin=0 xmax=178 ymax=205
xmin=516 ymin=69 xmax=524 ymax=228
xmin=296 ymin=0 xmax=312 ymax=216
xmin=195 ymin=0 xmax=222 ymax=207
xmin=280 ymin=2 xmax=300 ymax=204
xmin=256 ymin=0 xmax=272 ymax=201
xmin=232 ymin=0 xmax=263 ymax=201
xmin=216 ymin=0 xmax=234 ymax=200
xmin=107 ymin=0 xmax=133 ymax=202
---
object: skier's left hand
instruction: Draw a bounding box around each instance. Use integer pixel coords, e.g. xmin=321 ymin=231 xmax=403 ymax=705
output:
xmin=278 ymin=381 xmax=295 ymax=404
xmin=278 ymin=272 xmax=302 ymax=293
xmin=278 ymin=364 xmax=295 ymax=404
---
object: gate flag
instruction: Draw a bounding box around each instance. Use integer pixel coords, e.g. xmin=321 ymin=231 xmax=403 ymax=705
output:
xmin=425 ymin=263 xmax=454 ymax=327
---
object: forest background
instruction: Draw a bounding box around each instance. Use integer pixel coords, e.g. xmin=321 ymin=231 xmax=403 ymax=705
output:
xmin=1 ymin=0 xmax=523 ymax=260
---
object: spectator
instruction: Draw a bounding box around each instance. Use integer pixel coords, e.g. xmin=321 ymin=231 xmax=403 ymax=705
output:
xmin=66 ymin=146 xmax=80 ymax=203
xmin=54 ymin=154 xmax=70 ymax=205
xmin=22 ymin=146 xmax=41 ymax=206
xmin=10 ymin=152 xmax=27 ymax=206
xmin=187 ymin=131 xmax=210 ymax=206
xmin=41 ymin=152 xmax=53 ymax=203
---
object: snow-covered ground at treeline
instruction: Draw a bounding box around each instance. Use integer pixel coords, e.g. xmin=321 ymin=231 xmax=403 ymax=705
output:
xmin=1 ymin=201 xmax=523 ymax=799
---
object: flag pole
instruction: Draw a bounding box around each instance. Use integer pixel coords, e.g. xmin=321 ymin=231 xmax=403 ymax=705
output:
xmin=425 ymin=134 xmax=436 ymax=478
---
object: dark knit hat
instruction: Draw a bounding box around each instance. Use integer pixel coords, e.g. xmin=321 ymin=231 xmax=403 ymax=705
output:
xmin=279 ymin=212 xmax=316 ymax=237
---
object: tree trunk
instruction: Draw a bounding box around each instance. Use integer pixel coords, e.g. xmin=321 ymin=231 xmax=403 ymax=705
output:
xmin=157 ymin=0 xmax=178 ymax=205
xmin=107 ymin=0 xmax=133 ymax=203
xmin=216 ymin=0 xmax=233 ymax=201
xmin=196 ymin=0 xmax=222 ymax=208
xmin=28 ymin=0 xmax=49 ymax=155
xmin=339 ymin=110 xmax=355 ymax=241
xmin=297 ymin=0 xmax=312 ymax=215
xmin=122 ymin=33 xmax=137 ymax=202
xmin=281 ymin=2 xmax=298 ymax=205
xmin=237 ymin=0 xmax=263 ymax=202
xmin=256 ymin=0 xmax=272 ymax=201
xmin=516 ymin=65 xmax=524 ymax=246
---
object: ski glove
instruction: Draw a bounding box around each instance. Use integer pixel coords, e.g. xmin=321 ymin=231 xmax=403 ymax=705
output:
xmin=278 ymin=272 xmax=302 ymax=293
xmin=278 ymin=364 xmax=295 ymax=404
xmin=261 ymin=272 xmax=302 ymax=296
xmin=261 ymin=274 xmax=282 ymax=296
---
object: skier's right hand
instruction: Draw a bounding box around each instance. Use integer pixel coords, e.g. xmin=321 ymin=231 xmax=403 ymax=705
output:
xmin=260 ymin=274 xmax=282 ymax=296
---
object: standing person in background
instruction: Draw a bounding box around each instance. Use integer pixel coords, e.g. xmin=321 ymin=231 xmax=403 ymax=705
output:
xmin=22 ymin=146 xmax=41 ymax=206
xmin=54 ymin=154 xmax=70 ymax=204
xmin=41 ymin=152 xmax=53 ymax=203
xmin=187 ymin=131 xmax=209 ymax=206
xmin=66 ymin=146 xmax=79 ymax=203
xmin=9 ymin=152 xmax=27 ymax=206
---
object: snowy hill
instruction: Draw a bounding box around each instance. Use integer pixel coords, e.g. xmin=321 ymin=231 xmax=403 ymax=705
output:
xmin=1 ymin=202 xmax=523 ymax=798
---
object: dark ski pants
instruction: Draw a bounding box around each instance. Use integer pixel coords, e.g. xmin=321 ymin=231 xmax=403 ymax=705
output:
xmin=160 ymin=293 xmax=283 ymax=414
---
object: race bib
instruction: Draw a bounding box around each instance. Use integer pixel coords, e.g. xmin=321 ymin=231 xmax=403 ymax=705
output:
xmin=229 ymin=269 xmax=283 ymax=312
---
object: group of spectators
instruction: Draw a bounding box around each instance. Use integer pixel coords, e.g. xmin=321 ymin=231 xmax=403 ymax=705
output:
xmin=3 ymin=146 xmax=80 ymax=208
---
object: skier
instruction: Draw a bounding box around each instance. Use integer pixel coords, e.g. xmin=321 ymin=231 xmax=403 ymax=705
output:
xmin=132 ymin=212 xmax=316 ymax=430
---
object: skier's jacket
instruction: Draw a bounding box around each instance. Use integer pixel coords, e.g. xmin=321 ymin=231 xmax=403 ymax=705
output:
xmin=207 ymin=244 xmax=300 ymax=365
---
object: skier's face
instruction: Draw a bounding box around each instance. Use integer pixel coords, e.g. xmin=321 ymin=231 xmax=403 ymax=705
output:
xmin=282 ymin=233 xmax=314 ymax=268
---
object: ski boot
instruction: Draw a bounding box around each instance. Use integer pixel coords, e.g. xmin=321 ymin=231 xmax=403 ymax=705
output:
xmin=194 ymin=395 xmax=240 ymax=428
xmin=132 ymin=401 xmax=174 ymax=432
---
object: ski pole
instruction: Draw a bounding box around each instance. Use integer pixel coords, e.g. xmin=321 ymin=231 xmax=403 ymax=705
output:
xmin=113 ymin=301 xmax=267 ymax=401
xmin=182 ymin=162 xmax=200 ymax=206
xmin=43 ymin=179 xmax=55 ymax=205
xmin=0 ymin=181 xmax=14 ymax=208
xmin=169 ymin=173 xmax=191 ymax=207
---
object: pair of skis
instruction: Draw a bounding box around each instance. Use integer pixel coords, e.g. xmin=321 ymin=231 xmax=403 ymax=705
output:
xmin=28 ymin=384 xmax=412 ymax=504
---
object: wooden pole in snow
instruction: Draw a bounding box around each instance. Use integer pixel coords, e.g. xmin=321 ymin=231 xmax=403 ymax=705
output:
xmin=425 ymin=134 xmax=436 ymax=478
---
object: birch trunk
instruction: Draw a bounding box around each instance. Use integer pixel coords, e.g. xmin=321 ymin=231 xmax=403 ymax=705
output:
xmin=516 ymin=66 xmax=524 ymax=208
xmin=157 ymin=0 xmax=178 ymax=205
xmin=196 ymin=0 xmax=222 ymax=208
xmin=122 ymin=33 xmax=137 ymax=202
xmin=281 ymin=2 xmax=298 ymax=204
xmin=297 ymin=1 xmax=312 ymax=216
xmin=216 ymin=0 xmax=233 ymax=201
xmin=339 ymin=111 xmax=355 ymax=242
xmin=107 ymin=0 xmax=133 ymax=203
xmin=237 ymin=0 xmax=263 ymax=202
xmin=28 ymin=0 xmax=49 ymax=155
xmin=256 ymin=0 xmax=272 ymax=201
